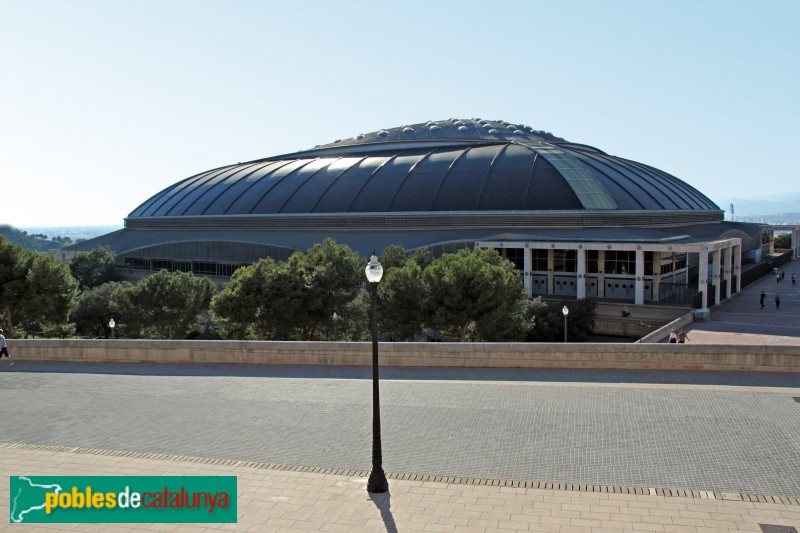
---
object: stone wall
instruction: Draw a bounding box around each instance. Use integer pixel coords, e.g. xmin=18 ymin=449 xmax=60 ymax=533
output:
xmin=12 ymin=339 xmax=800 ymax=372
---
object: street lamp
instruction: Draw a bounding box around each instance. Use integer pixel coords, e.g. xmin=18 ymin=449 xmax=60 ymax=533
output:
xmin=365 ymin=254 xmax=388 ymax=493
xmin=562 ymin=306 xmax=569 ymax=343
xmin=332 ymin=311 xmax=339 ymax=340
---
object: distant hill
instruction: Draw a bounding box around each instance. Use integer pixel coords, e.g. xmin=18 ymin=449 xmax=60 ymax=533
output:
xmin=19 ymin=225 xmax=121 ymax=242
xmin=714 ymin=192 xmax=800 ymax=219
xmin=0 ymin=224 xmax=70 ymax=252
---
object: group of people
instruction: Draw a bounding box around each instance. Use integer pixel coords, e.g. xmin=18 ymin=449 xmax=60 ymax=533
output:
xmin=775 ymin=270 xmax=797 ymax=286
xmin=668 ymin=328 xmax=690 ymax=343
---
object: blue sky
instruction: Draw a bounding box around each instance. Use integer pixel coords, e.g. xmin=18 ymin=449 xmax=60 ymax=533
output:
xmin=1 ymin=0 xmax=797 ymax=227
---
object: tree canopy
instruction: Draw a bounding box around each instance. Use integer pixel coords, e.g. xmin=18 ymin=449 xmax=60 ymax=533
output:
xmin=423 ymin=247 xmax=527 ymax=341
xmin=211 ymin=239 xmax=363 ymax=340
xmin=0 ymin=236 xmax=79 ymax=336
xmin=112 ymin=269 xmax=215 ymax=339
xmin=69 ymin=246 xmax=118 ymax=289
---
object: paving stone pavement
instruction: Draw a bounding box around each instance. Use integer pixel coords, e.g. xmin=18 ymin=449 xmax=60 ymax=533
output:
xmin=1 ymin=364 xmax=799 ymax=500
xmin=1 ymin=446 xmax=799 ymax=532
xmin=685 ymin=258 xmax=800 ymax=344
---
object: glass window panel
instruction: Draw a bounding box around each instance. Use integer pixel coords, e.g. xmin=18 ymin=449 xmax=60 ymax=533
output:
xmin=530 ymin=145 xmax=616 ymax=210
xmin=526 ymin=157 xmax=583 ymax=210
xmin=587 ymin=250 xmax=598 ymax=273
xmin=532 ymin=249 xmax=548 ymax=271
xmin=574 ymin=152 xmax=671 ymax=209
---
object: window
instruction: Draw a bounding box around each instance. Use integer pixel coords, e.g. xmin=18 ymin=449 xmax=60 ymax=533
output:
xmin=504 ymin=248 xmax=524 ymax=270
xmin=587 ymin=250 xmax=598 ymax=273
xmin=553 ymin=250 xmax=576 ymax=272
xmin=532 ymin=249 xmax=548 ymax=271
xmin=604 ymin=251 xmax=634 ymax=275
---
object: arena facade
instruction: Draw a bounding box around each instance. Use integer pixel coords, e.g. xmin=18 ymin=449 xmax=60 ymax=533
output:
xmin=68 ymin=118 xmax=800 ymax=311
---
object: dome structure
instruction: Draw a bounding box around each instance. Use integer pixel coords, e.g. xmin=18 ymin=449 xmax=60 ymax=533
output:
xmin=130 ymin=118 xmax=719 ymax=220
xmin=69 ymin=116 xmax=779 ymax=313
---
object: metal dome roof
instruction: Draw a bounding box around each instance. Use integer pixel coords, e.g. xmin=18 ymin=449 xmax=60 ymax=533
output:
xmin=129 ymin=118 xmax=719 ymax=219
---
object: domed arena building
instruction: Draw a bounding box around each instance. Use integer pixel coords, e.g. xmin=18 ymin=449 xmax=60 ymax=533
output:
xmin=69 ymin=118 xmax=799 ymax=315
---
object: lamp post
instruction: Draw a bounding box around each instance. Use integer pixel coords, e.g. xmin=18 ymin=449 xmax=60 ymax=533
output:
xmin=562 ymin=306 xmax=569 ymax=343
xmin=332 ymin=312 xmax=339 ymax=340
xmin=365 ymin=254 xmax=388 ymax=493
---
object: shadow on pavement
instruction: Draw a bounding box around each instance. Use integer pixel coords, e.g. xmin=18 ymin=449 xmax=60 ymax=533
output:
xmin=7 ymin=361 xmax=800 ymax=388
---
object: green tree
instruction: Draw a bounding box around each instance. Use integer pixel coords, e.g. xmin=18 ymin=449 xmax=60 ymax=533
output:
xmin=525 ymin=297 xmax=597 ymax=342
xmin=378 ymin=260 xmax=426 ymax=340
xmin=774 ymin=233 xmax=791 ymax=250
xmin=293 ymin=239 xmax=363 ymax=340
xmin=211 ymin=240 xmax=363 ymax=341
xmin=70 ymin=281 xmax=132 ymax=337
xmin=112 ymin=269 xmax=215 ymax=339
xmin=211 ymin=258 xmax=289 ymax=340
xmin=408 ymin=248 xmax=431 ymax=269
xmin=0 ymin=237 xmax=79 ymax=336
xmin=423 ymin=247 xmax=526 ymax=341
xmin=69 ymin=246 xmax=118 ymax=289
xmin=380 ymin=245 xmax=408 ymax=271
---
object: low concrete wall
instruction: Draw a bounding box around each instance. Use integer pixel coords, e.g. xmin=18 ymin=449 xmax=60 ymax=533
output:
xmin=638 ymin=311 xmax=695 ymax=344
xmin=11 ymin=339 xmax=800 ymax=372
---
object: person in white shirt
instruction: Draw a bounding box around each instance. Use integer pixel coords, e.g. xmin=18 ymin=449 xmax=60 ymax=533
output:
xmin=0 ymin=329 xmax=14 ymax=367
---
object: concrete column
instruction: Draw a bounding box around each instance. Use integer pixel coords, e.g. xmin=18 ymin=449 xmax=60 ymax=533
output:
xmin=652 ymin=252 xmax=662 ymax=302
xmin=734 ymin=244 xmax=742 ymax=293
xmin=576 ymin=247 xmax=586 ymax=300
xmin=523 ymin=246 xmax=532 ymax=298
xmin=634 ymin=249 xmax=644 ymax=305
xmin=698 ymin=250 xmax=709 ymax=309
xmin=597 ymin=250 xmax=605 ymax=298
xmin=547 ymin=249 xmax=554 ymax=295
xmin=723 ymin=245 xmax=732 ymax=299
xmin=769 ymin=230 xmax=775 ymax=255
xmin=711 ymin=249 xmax=721 ymax=306
xmin=794 ymin=227 xmax=800 ymax=259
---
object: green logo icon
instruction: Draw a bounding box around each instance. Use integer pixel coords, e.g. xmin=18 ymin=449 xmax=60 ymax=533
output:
xmin=10 ymin=476 xmax=237 ymax=523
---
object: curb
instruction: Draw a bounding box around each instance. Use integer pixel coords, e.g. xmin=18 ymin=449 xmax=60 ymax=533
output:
xmin=3 ymin=442 xmax=797 ymax=506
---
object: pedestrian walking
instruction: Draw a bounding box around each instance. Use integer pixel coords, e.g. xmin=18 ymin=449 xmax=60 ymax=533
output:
xmin=781 ymin=270 xmax=785 ymax=281
xmin=668 ymin=329 xmax=678 ymax=343
xmin=776 ymin=293 xmax=781 ymax=310
xmin=760 ymin=290 xmax=766 ymax=309
xmin=0 ymin=329 xmax=13 ymax=367
xmin=777 ymin=273 xmax=781 ymax=284
xmin=793 ymin=273 xmax=796 ymax=286
xmin=677 ymin=328 xmax=690 ymax=343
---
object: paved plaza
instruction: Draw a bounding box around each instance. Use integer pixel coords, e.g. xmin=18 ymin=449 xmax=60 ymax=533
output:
xmin=1 ymin=261 xmax=800 ymax=531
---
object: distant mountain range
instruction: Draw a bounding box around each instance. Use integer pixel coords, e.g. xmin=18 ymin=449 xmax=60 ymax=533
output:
xmin=713 ymin=193 xmax=800 ymax=221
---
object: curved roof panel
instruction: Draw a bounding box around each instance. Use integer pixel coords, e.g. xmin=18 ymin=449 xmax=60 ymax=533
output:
xmin=128 ymin=118 xmax=720 ymax=219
